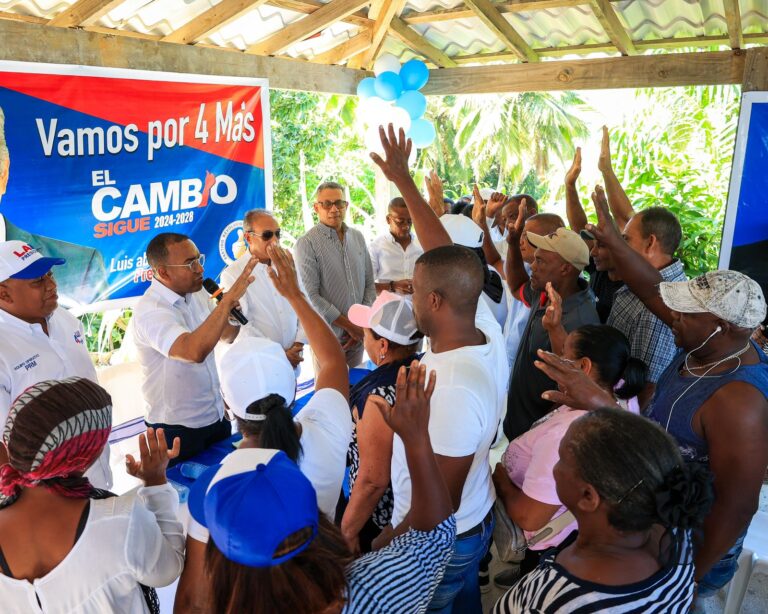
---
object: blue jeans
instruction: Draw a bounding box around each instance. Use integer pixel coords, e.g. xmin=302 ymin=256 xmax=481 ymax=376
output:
xmin=697 ymin=531 xmax=747 ymax=598
xmin=427 ymin=512 xmax=494 ymax=614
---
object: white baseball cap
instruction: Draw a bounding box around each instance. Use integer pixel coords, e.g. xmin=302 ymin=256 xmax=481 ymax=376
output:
xmin=440 ymin=214 xmax=484 ymax=249
xmin=0 ymin=241 xmax=65 ymax=282
xmin=348 ymin=291 xmax=420 ymax=346
xmin=219 ymin=337 xmax=297 ymax=421
xmin=478 ymin=188 xmax=495 ymax=201
xmin=526 ymin=228 xmax=590 ymax=271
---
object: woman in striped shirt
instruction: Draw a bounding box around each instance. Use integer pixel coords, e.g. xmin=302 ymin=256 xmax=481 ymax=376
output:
xmin=494 ymin=407 xmax=713 ymax=614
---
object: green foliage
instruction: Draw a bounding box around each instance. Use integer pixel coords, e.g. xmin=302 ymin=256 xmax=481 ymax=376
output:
xmin=79 ymin=309 xmax=132 ymax=363
xmin=609 ymin=85 xmax=739 ymax=277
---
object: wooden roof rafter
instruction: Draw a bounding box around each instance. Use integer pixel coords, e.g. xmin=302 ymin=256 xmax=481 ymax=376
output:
xmin=588 ymin=0 xmax=636 ymax=56
xmin=162 ymin=0 xmax=271 ymax=44
xmin=723 ymin=0 xmax=744 ymax=50
xmin=464 ymin=0 xmax=539 ymax=62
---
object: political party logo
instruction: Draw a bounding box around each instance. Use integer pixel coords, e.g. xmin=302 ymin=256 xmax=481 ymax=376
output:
xmin=73 ymin=330 xmax=84 ymax=345
xmin=219 ymin=220 xmax=246 ymax=266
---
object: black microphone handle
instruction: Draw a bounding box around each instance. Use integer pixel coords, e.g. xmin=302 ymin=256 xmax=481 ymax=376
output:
xmin=203 ymin=278 xmax=249 ymax=325
xmin=229 ymin=306 xmax=249 ymax=325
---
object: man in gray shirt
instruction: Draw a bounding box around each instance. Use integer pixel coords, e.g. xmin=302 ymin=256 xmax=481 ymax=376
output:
xmin=295 ymin=181 xmax=376 ymax=367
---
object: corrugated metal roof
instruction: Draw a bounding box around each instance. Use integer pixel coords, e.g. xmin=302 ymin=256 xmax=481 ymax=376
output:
xmin=1 ymin=0 xmax=767 ymax=65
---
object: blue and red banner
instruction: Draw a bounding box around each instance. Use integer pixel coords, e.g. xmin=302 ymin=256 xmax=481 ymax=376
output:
xmin=0 ymin=61 xmax=271 ymax=311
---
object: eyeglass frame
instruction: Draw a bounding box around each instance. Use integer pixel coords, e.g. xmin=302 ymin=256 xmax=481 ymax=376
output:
xmin=315 ymin=199 xmax=348 ymax=210
xmin=161 ymin=254 xmax=206 ymax=271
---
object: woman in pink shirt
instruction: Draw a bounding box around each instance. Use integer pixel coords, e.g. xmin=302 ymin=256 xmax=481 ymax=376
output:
xmin=493 ymin=324 xmax=646 ymax=585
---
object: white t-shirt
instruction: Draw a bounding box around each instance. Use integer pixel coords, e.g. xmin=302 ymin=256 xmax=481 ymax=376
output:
xmin=296 ymin=388 xmax=353 ymax=519
xmin=187 ymin=387 xmax=352 ymax=542
xmin=390 ymin=321 xmax=508 ymax=534
xmin=220 ymin=255 xmax=307 ymax=350
xmin=132 ymin=279 xmax=223 ymax=428
xmin=0 ymin=484 xmax=184 ymax=614
xmin=0 ymin=307 xmax=112 ymax=490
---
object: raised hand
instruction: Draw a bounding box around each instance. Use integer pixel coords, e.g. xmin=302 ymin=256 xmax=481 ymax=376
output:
xmin=486 ymin=191 xmax=507 ymax=219
xmin=585 ymin=185 xmax=622 ymax=248
xmin=565 ymin=147 xmax=582 ymax=186
xmin=534 ymin=349 xmax=618 ymax=411
xmin=471 ymin=184 xmax=488 ymax=229
xmin=266 ymin=244 xmax=303 ymax=301
xmin=505 ymin=197 xmax=529 ymax=245
xmin=370 ymin=124 xmax=413 ymax=184
xmin=373 ymin=361 xmax=436 ymax=445
xmin=424 ymin=170 xmax=446 ymax=217
xmin=541 ymin=282 xmax=563 ymax=333
xmin=125 ymin=427 xmax=181 ymax=487
xmin=598 ymin=126 xmax=613 ymax=174
xmin=224 ymin=256 xmax=257 ymax=305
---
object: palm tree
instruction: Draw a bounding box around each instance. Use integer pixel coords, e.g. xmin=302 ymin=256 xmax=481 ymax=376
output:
xmin=425 ymin=91 xmax=590 ymax=191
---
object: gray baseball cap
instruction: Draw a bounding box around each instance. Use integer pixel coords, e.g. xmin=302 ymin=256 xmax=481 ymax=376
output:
xmin=659 ymin=270 xmax=767 ymax=330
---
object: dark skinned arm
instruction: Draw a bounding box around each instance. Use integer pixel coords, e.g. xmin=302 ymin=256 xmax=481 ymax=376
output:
xmin=173 ymin=537 xmax=208 ymax=613
xmin=586 ymin=186 xmax=673 ymax=327
xmin=472 ymin=187 xmax=506 ymax=276
xmin=564 ymin=147 xmax=588 ymax=234
xmin=370 ymin=125 xmax=452 ymax=252
xmin=598 ymin=126 xmax=635 ymax=230
xmin=504 ymin=203 xmax=531 ymax=299
xmin=693 ymin=382 xmax=768 ymax=579
xmin=492 ymin=463 xmax=560 ymax=532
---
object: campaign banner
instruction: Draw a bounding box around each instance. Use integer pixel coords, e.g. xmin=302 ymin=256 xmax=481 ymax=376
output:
xmin=720 ymin=91 xmax=768 ymax=325
xmin=0 ymin=61 xmax=271 ymax=312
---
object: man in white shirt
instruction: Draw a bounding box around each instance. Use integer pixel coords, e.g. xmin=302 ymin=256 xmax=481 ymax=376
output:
xmin=0 ymin=240 xmax=112 ymax=489
xmin=369 ymin=197 xmax=423 ymax=295
xmin=220 ymin=209 xmax=306 ymax=370
xmin=132 ymin=232 xmax=257 ymax=463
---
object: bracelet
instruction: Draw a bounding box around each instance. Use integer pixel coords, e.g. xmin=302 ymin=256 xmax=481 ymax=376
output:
xmin=389 ymin=281 xmax=395 ymax=292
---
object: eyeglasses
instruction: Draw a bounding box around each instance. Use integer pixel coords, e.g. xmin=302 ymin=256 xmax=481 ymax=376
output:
xmin=245 ymin=229 xmax=281 ymax=241
xmin=316 ymin=199 xmax=348 ymax=210
xmin=163 ymin=254 xmax=205 ymax=271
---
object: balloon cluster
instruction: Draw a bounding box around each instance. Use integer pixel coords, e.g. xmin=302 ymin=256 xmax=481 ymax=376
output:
xmin=356 ymin=53 xmax=436 ymax=153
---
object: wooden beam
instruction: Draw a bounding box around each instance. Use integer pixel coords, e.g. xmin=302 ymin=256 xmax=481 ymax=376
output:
xmin=742 ymin=48 xmax=768 ymax=92
xmin=360 ymin=0 xmax=408 ymax=68
xmin=162 ymin=0 xmax=269 ymax=44
xmin=422 ymin=50 xmax=746 ymax=94
xmin=246 ymin=0 xmax=370 ymax=56
xmin=0 ymin=11 xmax=47 ymax=25
xmin=403 ymin=0 xmax=587 ymax=25
xmin=723 ymin=0 xmax=744 ymax=50
xmin=269 ymin=0 xmax=373 ymax=28
xmin=464 ymin=0 xmax=539 ymax=62
xmin=310 ymin=30 xmax=372 ymax=64
xmin=48 ymin=0 xmax=125 ymax=27
xmin=388 ymin=17 xmax=458 ymax=67
xmin=0 ymin=19 xmax=364 ymax=95
xmin=589 ymin=0 xmax=636 ymax=55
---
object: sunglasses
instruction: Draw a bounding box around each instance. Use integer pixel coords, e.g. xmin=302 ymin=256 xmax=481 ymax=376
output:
xmin=316 ymin=200 xmax=348 ymax=210
xmin=245 ymin=229 xmax=281 ymax=241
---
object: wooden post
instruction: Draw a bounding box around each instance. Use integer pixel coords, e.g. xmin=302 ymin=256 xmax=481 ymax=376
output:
xmin=742 ymin=48 xmax=768 ymax=92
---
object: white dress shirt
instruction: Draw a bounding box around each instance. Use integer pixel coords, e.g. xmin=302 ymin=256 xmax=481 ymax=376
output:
xmin=368 ymin=232 xmax=423 ymax=282
xmin=220 ymin=255 xmax=307 ymax=350
xmin=132 ymin=279 xmax=223 ymax=428
xmin=0 ymin=307 xmax=112 ymax=489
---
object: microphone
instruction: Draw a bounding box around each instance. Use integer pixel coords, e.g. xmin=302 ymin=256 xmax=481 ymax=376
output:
xmin=203 ymin=278 xmax=248 ymax=325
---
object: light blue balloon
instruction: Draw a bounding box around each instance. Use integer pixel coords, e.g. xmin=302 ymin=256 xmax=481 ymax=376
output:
xmin=407 ymin=118 xmax=436 ymax=147
xmin=356 ymin=77 xmax=377 ymax=99
xmin=374 ymin=71 xmax=403 ymax=102
xmin=400 ymin=59 xmax=429 ymax=91
xmin=395 ymin=90 xmax=427 ymax=120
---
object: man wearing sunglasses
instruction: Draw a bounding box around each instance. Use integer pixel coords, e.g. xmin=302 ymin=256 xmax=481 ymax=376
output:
xmin=369 ymin=197 xmax=423 ymax=295
xmin=295 ymin=181 xmax=376 ymax=368
xmin=220 ymin=209 xmax=307 ymax=371
xmin=133 ymin=232 xmax=257 ymax=463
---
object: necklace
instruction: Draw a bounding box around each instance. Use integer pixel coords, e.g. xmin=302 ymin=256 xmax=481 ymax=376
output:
xmin=684 ymin=342 xmax=752 ymax=374
xmin=665 ymin=342 xmax=751 ymax=432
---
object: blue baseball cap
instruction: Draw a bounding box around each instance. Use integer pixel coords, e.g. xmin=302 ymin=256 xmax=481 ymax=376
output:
xmin=0 ymin=241 xmax=65 ymax=282
xmin=188 ymin=448 xmax=319 ymax=568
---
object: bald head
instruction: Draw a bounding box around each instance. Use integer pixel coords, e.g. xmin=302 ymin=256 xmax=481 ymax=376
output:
xmin=526 ymin=213 xmax=564 ymax=235
xmin=243 ymin=209 xmax=275 ymax=230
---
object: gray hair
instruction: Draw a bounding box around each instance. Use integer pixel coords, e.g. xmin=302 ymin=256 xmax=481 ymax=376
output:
xmin=243 ymin=209 xmax=274 ymax=231
xmin=315 ymin=181 xmax=344 ymax=197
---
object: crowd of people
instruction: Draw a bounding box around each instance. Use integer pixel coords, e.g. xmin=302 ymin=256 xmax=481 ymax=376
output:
xmin=0 ymin=122 xmax=766 ymax=614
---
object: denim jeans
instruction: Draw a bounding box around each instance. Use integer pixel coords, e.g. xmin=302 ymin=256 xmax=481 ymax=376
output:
xmin=696 ymin=530 xmax=747 ymax=598
xmin=427 ymin=512 xmax=494 ymax=614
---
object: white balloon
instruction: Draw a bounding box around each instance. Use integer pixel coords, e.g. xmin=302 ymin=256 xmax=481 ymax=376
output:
xmin=373 ymin=53 xmax=402 ymax=76
xmin=388 ymin=106 xmax=412 ymax=134
xmin=359 ymin=96 xmax=391 ymax=121
xmin=364 ymin=125 xmax=386 ymax=156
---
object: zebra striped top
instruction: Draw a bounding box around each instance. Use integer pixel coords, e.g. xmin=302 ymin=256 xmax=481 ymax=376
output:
xmin=493 ymin=530 xmax=695 ymax=614
xmin=344 ymin=516 xmax=456 ymax=613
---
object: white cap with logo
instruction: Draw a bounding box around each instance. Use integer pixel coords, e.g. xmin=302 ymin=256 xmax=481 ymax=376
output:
xmin=0 ymin=241 xmax=65 ymax=282
xmin=348 ymin=290 xmax=420 ymax=346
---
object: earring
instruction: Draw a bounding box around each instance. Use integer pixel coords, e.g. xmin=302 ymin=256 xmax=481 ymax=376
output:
xmin=379 ymin=353 xmax=386 ymax=361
